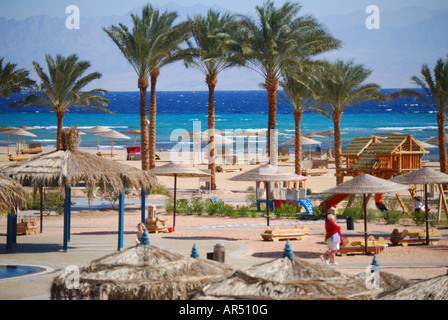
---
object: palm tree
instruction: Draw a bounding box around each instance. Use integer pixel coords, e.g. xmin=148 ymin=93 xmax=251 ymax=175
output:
xmin=393 ymin=56 xmax=448 ymax=174
xmin=10 ymin=54 xmax=110 ymax=150
xmin=0 ymin=58 xmax=35 ymax=98
xmin=184 ymin=10 xmax=244 ymax=190
xmin=279 ymin=62 xmax=328 ymax=175
xmin=317 ymin=60 xmax=385 ymax=184
xmin=240 ymin=0 xmax=340 ymax=156
xmin=104 ymin=5 xmax=189 ymax=170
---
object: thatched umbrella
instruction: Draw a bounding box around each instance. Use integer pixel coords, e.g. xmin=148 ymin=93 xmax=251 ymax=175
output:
xmin=391 ymin=167 xmax=448 ymax=244
xmin=121 ymin=129 xmax=142 ymax=147
xmin=321 ymin=174 xmax=408 ymax=254
xmin=379 ymin=274 xmax=448 ymax=300
xmin=424 ymin=134 xmax=448 ymax=145
xmin=0 ymin=175 xmax=28 ymax=250
xmin=313 ymin=130 xmax=347 ymax=157
xmin=282 ymin=136 xmax=322 ymax=159
xmin=0 ymin=127 xmax=157 ymax=251
xmin=50 ymin=245 xmax=234 ymax=300
xmin=83 ymin=126 xmax=111 ymax=151
xmin=190 ymin=256 xmax=376 ymax=300
xmin=233 ymin=130 xmax=286 ymax=162
xmin=95 ymin=130 xmax=130 ymax=155
xmin=229 ymin=164 xmax=306 ymax=226
xmin=149 ymin=162 xmax=210 ymax=231
xmin=1 ymin=127 xmax=37 ymax=156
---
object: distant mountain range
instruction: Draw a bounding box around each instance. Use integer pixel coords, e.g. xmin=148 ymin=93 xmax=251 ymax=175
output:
xmin=1 ymin=3 xmax=447 ymax=91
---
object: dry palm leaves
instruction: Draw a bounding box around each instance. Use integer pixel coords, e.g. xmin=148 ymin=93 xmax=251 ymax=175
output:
xmin=190 ymin=257 xmax=375 ymax=300
xmin=379 ymin=274 xmax=448 ymax=300
xmin=0 ymin=175 xmax=28 ymax=213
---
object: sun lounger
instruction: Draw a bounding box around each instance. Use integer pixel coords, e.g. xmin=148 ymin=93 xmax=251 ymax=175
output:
xmin=9 ymin=155 xmax=30 ymax=162
xmin=261 ymin=225 xmax=310 ymax=242
xmin=338 ymin=236 xmax=388 ymax=256
xmin=21 ymin=147 xmax=42 ymax=154
xmin=390 ymin=228 xmax=442 ymax=246
xmin=97 ymin=152 xmax=117 ymax=158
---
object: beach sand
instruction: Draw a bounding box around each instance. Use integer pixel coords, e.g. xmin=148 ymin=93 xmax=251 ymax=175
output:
xmin=1 ymin=147 xmax=448 ymax=299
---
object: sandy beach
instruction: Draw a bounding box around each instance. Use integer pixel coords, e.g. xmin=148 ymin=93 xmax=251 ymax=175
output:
xmin=1 ymin=147 xmax=448 ymax=299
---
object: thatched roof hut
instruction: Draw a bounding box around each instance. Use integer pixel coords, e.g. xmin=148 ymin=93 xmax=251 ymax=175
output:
xmin=190 ymin=257 xmax=378 ymax=300
xmin=378 ymin=274 xmax=448 ymax=300
xmin=51 ymin=245 xmax=235 ymax=300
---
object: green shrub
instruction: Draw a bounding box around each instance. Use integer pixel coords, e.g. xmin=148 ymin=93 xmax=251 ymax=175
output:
xmin=190 ymin=197 xmax=205 ymax=215
xmin=343 ymin=207 xmax=362 ymax=222
xmin=386 ymin=210 xmax=404 ymax=224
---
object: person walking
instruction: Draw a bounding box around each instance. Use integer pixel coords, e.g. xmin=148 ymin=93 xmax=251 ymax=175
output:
xmin=321 ymin=214 xmax=343 ymax=265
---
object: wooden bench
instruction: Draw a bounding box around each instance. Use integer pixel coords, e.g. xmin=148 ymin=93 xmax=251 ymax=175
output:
xmin=216 ymin=165 xmax=242 ymax=172
xmin=145 ymin=218 xmax=172 ymax=233
xmin=338 ymin=236 xmax=388 ymax=256
xmin=9 ymin=155 xmax=30 ymax=162
xmin=261 ymin=225 xmax=310 ymax=242
xmin=145 ymin=205 xmax=171 ymax=233
xmin=390 ymin=228 xmax=442 ymax=246
xmin=17 ymin=218 xmax=39 ymax=235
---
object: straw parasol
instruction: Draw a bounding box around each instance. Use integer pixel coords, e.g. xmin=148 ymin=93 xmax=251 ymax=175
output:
xmin=96 ymin=130 xmax=130 ymax=155
xmin=190 ymin=256 xmax=378 ymax=300
xmin=390 ymin=167 xmax=448 ymax=244
xmin=0 ymin=127 xmax=157 ymax=251
xmin=282 ymin=136 xmax=323 ymax=159
xmin=83 ymin=126 xmax=111 ymax=151
xmin=0 ymin=175 xmax=27 ymax=213
xmin=1 ymin=128 xmax=37 ymax=155
xmin=321 ymin=174 xmax=408 ymax=254
xmin=313 ymin=130 xmax=347 ymax=157
xmin=424 ymin=134 xmax=448 ymax=145
xmin=121 ymin=129 xmax=141 ymax=147
xmin=379 ymin=274 xmax=448 ymax=300
xmin=149 ymin=162 xmax=210 ymax=230
xmin=0 ymin=175 xmax=28 ymax=251
xmin=50 ymin=245 xmax=234 ymax=300
xmin=230 ymin=164 xmax=306 ymax=226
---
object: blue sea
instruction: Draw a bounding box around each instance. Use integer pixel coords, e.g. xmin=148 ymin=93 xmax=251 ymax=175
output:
xmin=0 ymin=89 xmax=443 ymax=161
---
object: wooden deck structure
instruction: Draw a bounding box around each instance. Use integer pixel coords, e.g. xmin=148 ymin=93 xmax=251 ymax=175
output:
xmin=339 ymin=134 xmax=429 ymax=180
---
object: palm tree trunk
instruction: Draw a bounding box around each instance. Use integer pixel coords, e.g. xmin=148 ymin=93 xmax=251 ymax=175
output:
xmin=56 ymin=110 xmax=65 ymax=150
xmin=294 ymin=110 xmax=303 ymax=175
xmin=206 ymin=74 xmax=217 ymax=190
xmin=438 ymin=112 xmax=448 ymax=174
xmin=332 ymin=111 xmax=344 ymax=185
xmin=149 ymin=69 xmax=160 ymax=170
xmin=138 ymin=77 xmax=150 ymax=171
xmin=265 ymin=76 xmax=279 ymax=158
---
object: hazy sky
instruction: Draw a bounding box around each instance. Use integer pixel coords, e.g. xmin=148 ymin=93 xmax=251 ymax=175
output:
xmin=1 ymin=0 xmax=447 ymax=20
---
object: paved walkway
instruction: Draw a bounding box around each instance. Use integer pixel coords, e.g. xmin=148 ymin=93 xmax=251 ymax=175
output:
xmin=1 ymin=205 xmax=448 ymax=300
